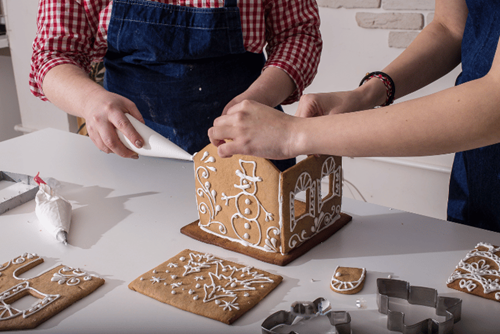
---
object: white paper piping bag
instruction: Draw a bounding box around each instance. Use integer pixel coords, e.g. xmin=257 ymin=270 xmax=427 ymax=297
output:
xmin=117 ymin=113 xmax=193 ymax=161
xmin=34 ymin=173 xmax=72 ymax=245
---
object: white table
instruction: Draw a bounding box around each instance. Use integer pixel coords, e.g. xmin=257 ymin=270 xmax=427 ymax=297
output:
xmin=1 ymin=128 xmax=499 ymax=333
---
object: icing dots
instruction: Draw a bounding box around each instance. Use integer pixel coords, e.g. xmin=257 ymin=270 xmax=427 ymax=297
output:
xmin=139 ymin=252 xmax=276 ymax=315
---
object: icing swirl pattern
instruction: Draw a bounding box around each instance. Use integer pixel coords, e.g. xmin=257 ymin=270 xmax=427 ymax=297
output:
xmin=447 ymin=242 xmax=500 ymax=301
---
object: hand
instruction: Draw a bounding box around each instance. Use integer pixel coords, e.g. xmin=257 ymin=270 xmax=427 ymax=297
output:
xmin=82 ymin=89 xmax=145 ymax=158
xmin=296 ymin=90 xmax=369 ymax=118
xmin=209 ymin=100 xmax=298 ymax=160
xmin=222 ymin=93 xmax=247 ymax=116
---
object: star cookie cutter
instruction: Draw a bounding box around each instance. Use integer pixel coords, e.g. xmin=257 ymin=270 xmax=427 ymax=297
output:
xmin=377 ymin=278 xmax=462 ymax=334
xmin=261 ymin=297 xmax=351 ymax=334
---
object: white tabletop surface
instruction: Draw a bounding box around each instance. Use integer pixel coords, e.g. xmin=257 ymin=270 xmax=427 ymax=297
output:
xmin=1 ymin=128 xmax=499 ymax=334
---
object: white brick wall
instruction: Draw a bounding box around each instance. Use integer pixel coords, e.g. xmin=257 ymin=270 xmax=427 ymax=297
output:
xmin=318 ymin=0 xmax=435 ymax=48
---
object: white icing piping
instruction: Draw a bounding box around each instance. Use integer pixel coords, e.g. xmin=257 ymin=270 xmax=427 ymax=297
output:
xmin=330 ymin=266 xmax=366 ymax=292
xmin=447 ymin=242 xmax=500 ymax=296
xmin=278 ymin=173 xmax=284 ymax=255
xmin=287 ymin=157 xmax=342 ymax=251
xmin=155 ymin=252 xmax=275 ymax=313
xmin=0 ymin=282 xmax=60 ymax=320
xmin=196 ymin=157 xmax=279 ymax=253
xmin=51 ymin=267 xmax=99 ymax=286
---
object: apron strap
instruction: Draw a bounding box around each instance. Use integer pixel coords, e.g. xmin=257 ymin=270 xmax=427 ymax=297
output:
xmin=224 ymin=0 xmax=237 ymax=7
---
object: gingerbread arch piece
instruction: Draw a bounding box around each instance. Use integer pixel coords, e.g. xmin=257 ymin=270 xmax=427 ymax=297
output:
xmin=181 ymin=143 xmax=352 ymax=266
xmin=0 ymin=253 xmax=104 ymax=331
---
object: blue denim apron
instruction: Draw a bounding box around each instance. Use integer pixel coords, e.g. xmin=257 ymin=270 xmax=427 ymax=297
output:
xmin=447 ymin=0 xmax=500 ymax=231
xmin=104 ymin=0 xmax=294 ymax=171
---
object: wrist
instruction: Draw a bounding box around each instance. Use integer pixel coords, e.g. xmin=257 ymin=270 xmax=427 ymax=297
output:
xmin=355 ymin=78 xmax=388 ymax=109
xmin=290 ymin=116 xmax=314 ymax=156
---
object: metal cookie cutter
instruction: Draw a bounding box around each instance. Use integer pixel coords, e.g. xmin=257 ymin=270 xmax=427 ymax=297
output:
xmin=377 ymin=278 xmax=462 ymax=334
xmin=261 ymin=297 xmax=351 ymax=334
xmin=0 ymin=172 xmax=39 ymax=215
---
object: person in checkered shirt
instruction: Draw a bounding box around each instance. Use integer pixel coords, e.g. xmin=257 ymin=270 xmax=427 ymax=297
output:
xmin=30 ymin=0 xmax=322 ymax=170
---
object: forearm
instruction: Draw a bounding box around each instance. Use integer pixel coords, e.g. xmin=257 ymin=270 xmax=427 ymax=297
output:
xmin=42 ymin=64 xmax=107 ymax=119
xmin=295 ymin=72 xmax=500 ymax=157
xmin=359 ymin=0 xmax=468 ymax=106
xmin=236 ymin=67 xmax=296 ymax=108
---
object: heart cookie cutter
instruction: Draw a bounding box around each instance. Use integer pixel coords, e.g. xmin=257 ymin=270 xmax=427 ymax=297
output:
xmin=261 ymin=297 xmax=351 ymax=334
xmin=377 ymin=278 xmax=462 ymax=334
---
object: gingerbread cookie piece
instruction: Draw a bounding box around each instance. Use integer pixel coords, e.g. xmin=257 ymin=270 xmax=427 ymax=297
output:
xmin=330 ymin=266 xmax=366 ymax=294
xmin=129 ymin=249 xmax=282 ymax=324
xmin=447 ymin=242 xmax=500 ymax=302
xmin=0 ymin=253 xmax=104 ymax=331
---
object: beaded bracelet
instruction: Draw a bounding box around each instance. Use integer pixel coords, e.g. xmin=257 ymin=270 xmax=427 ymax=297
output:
xmin=359 ymin=71 xmax=395 ymax=107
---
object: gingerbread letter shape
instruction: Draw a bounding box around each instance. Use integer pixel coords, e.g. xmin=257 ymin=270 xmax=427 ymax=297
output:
xmin=0 ymin=253 xmax=104 ymax=331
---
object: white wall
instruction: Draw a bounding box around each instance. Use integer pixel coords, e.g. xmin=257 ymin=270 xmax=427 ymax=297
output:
xmin=2 ymin=0 xmax=77 ymax=135
xmin=0 ymin=0 xmax=21 ymax=142
xmin=0 ymin=47 xmax=21 ymax=142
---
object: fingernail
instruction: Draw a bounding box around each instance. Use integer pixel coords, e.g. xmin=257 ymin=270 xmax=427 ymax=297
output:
xmin=135 ymin=140 xmax=143 ymax=148
xmin=132 ymin=154 xmax=139 ymax=159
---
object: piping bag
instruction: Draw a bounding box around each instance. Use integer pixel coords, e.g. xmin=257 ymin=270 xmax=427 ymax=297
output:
xmin=117 ymin=113 xmax=193 ymax=161
xmin=34 ymin=173 xmax=72 ymax=245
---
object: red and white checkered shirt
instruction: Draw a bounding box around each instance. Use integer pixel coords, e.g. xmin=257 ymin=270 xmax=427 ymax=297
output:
xmin=30 ymin=0 xmax=322 ymax=104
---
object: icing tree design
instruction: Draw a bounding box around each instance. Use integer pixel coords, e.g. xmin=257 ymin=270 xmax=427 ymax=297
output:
xmin=129 ymin=250 xmax=282 ymax=324
xmin=51 ymin=267 xmax=100 ymax=286
xmin=202 ymin=261 xmax=273 ymax=303
xmin=0 ymin=282 xmax=60 ymax=320
xmin=447 ymin=242 xmax=500 ymax=301
xmin=183 ymin=253 xmax=218 ymax=276
xmin=220 ymin=160 xmax=274 ymax=248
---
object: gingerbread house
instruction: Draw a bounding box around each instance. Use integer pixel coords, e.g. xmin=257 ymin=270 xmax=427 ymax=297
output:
xmin=181 ymin=143 xmax=351 ymax=265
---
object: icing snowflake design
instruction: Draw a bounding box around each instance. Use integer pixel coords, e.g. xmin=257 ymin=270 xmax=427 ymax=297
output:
xmin=167 ymin=263 xmax=178 ymax=268
xmin=51 ymin=267 xmax=99 ymax=286
xmin=0 ymin=282 xmax=60 ymax=320
xmin=219 ymin=297 xmax=240 ymax=311
xmin=447 ymin=242 xmax=500 ymax=299
xmin=150 ymin=276 xmax=165 ymax=284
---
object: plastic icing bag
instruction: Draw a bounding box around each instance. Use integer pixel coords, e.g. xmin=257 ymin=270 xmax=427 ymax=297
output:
xmin=34 ymin=173 xmax=71 ymax=245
